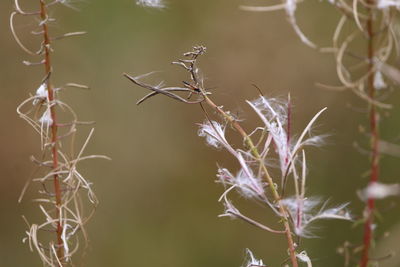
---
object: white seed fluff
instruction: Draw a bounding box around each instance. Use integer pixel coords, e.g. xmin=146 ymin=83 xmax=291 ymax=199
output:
xmin=136 ymin=0 xmax=165 ymax=8
xmin=33 ymin=83 xmax=48 ymax=105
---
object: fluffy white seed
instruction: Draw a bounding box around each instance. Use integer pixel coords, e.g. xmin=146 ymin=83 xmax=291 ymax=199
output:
xmin=374 ymin=71 xmax=387 ymax=90
xmin=39 ymin=109 xmax=53 ymax=126
xmin=359 ymin=182 xmax=400 ymax=200
xmin=377 ymin=0 xmax=400 ymax=9
xmin=33 ymin=83 xmax=48 ymax=105
xmin=243 ymin=248 xmax=265 ymax=267
xmin=136 ymin=0 xmax=165 ymax=8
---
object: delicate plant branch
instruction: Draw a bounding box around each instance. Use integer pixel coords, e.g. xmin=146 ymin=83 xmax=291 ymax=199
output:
xmin=200 ymin=94 xmax=300 ymax=267
xmin=125 ymin=46 xmax=352 ymax=266
xmin=240 ymin=0 xmax=400 ymax=264
xmin=11 ymin=1 xmax=108 ymax=265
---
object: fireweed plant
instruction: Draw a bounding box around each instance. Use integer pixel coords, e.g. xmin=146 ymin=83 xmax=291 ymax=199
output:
xmin=240 ymin=0 xmax=400 ymax=265
xmin=11 ymin=0 xmax=109 ymax=265
xmin=124 ymin=46 xmax=352 ymax=267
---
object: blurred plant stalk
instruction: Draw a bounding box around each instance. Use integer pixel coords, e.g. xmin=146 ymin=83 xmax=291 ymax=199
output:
xmin=240 ymin=0 xmax=400 ymax=265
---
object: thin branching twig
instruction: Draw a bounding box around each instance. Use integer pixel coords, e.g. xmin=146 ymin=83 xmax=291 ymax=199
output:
xmin=125 ymin=46 xmax=352 ymax=267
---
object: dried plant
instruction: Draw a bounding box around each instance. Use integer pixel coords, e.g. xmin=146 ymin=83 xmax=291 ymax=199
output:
xmin=11 ymin=0 xmax=109 ymax=265
xmin=124 ymin=46 xmax=352 ymax=267
xmin=240 ymin=1 xmax=400 ymax=265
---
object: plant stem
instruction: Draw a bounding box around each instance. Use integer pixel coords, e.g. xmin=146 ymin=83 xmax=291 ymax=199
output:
xmin=39 ymin=0 xmax=64 ymax=263
xmin=203 ymin=95 xmax=299 ymax=267
xmin=360 ymin=2 xmax=379 ymax=266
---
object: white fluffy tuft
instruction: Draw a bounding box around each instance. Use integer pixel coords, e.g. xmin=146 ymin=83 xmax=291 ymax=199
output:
xmin=247 ymin=97 xmax=290 ymax=175
xmin=377 ymin=0 xmax=400 ymax=9
xmin=296 ymin=251 xmax=312 ymax=267
xmin=39 ymin=109 xmax=53 ymax=126
xmin=243 ymin=248 xmax=265 ymax=267
xmin=136 ymin=0 xmax=165 ymax=8
xmin=374 ymin=71 xmax=387 ymax=90
xmin=282 ymin=197 xmax=352 ymax=238
xmin=33 ymin=83 xmax=48 ymax=105
xmin=217 ymin=155 xmax=265 ymax=199
xmin=198 ymin=120 xmax=237 ymax=155
xmin=358 ymin=182 xmax=400 ymax=200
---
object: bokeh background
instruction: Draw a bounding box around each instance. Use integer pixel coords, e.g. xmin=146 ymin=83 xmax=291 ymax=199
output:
xmin=1 ymin=0 xmax=400 ymax=266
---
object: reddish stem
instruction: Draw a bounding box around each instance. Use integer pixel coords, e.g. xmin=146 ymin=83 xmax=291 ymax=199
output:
xmin=39 ymin=0 xmax=64 ymax=263
xmin=360 ymin=2 xmax=379 ymax=266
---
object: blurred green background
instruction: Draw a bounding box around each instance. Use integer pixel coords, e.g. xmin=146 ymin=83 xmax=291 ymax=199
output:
xmin=1 ymin=0 xmax=400 ymax=266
